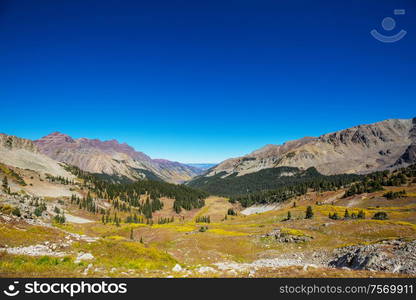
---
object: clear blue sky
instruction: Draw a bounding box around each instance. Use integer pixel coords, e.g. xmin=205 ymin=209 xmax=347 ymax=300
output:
xmin=1 ymin=0 xmax=415 ymax=163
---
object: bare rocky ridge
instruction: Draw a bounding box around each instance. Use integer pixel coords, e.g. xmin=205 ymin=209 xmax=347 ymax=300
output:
xmin=0 ymin=133 xmax=73 ymax=178
xmin=34 ymin=132 xmax=201 ymax=183
xmin=205 ymin=118 xmax=416 ymax=178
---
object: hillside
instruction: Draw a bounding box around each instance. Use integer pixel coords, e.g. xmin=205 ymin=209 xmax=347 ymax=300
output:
xmin=0 ymin=133 xmax=74 ymax=179
xmin=1 ymin=163 xmax=416 ymax=278
xmin=203 ymin=118 xmax=415 ymax=176
xmin=188 ymin=166 xmax=361 ymax=196
xmin=34 ymin=132 xmax=202 ymax=183
xmin=189 ymin=118 xmax=416 ymax=193
xmin=1 ymin=119 xmax=416 ymax=278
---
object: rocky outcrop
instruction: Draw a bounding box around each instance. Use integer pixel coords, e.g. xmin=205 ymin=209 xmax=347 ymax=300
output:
xmin=330 ymin=239 xmax=416 ymax=274
xmin=394 ymin=143 xmax=416 ymax=166
xmin=264 ymin=228 xmax=313 ymax=243
xmin=34 ymin=132 xmax=201 ymax=183
xmin=0 ymin=133 xmax=38 ymax=152
xmin=203 ymin=118 xmax=416 ymax=178
xmin=0 ymin=133 xmax=73 ymax=178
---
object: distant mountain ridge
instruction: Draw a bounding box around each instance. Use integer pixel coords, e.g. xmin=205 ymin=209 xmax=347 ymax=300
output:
xmin=34 ymin=132 xmax=202 ymax=183
xmin=186 ymin=163 xmax=217 ymax=170
xmin=192 ymin=118 xmax=416 ymax=183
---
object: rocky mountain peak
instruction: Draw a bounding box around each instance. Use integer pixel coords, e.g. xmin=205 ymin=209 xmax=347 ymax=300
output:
xmin=33 ymin=132 xmax=201 ymax=183
xmin=204 ymin=117 xmax=416 ymax=178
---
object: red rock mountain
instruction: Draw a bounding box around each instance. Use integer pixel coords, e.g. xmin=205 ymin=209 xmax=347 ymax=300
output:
xmin=34 ymin=132 xmax=201 ymax=183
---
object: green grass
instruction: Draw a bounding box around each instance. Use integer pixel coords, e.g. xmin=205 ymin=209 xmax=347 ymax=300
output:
xmin=0 ymin=253 xmax=82 ymax=277
xmin=73 ymin=238 xmax=176 ymax=271
xmin=0 ymin=224 xmax=65 ymax=247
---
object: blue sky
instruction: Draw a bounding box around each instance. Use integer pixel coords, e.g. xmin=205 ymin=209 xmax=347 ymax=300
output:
xmin=1 ymin=0 xmax=415 ymax=163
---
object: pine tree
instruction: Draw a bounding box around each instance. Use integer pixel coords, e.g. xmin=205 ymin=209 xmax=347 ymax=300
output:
xmin=287 ymin=211 xmax=291 ymax=220
xmin=305 ymin=206 xmax=314 ymax=219
xmin=329 ymin=212 xmax=340 ymax=220
xmin=344 ymin=209 xmax=350 ymax=219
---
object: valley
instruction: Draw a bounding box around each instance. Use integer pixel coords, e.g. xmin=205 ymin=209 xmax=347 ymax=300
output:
xmin=1 ymin=162 xmax=416 ymax=277
xmin=1 ymin=117 xmax=416 ymax=278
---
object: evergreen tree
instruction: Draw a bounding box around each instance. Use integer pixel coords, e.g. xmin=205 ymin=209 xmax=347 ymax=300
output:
xmin=344 ymin=209 xmax=350 ymax=219
xmin=305 ymin=206 xmax=314 ymax=219
xmin=329 ymin=212 xmax=340 ymax=220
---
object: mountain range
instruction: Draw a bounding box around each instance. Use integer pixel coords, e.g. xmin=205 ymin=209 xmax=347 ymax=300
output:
xmin=1 ymin=117 xmax=415 ymax=189
xmin=33 ymin=132 xmax=202 ymax=183
xmin=185 ymin=163 xmax=217 ymax=170
xmin=0 ymin=132 xmax=203 ymax=184
xmin=188 ymin=117 xmax=416 ymax=192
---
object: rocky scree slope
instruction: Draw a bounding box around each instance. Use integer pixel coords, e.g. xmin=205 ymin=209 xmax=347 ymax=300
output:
xmin=203 ymin=118 xmax=416 ymax=178
xmin=0 ymin=133 xmax=73 ymax=178
xmin=34 ymin=132 xmax=201 ymax=183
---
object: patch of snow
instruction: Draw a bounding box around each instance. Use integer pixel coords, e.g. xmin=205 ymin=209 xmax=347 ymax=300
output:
xmin=241 ymin=204 xmax=282 ymax=215
xmin=64 ymin=213 xmax=94 ymax=224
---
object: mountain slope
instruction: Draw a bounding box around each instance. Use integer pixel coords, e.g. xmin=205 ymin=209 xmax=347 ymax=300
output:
xmin=0 ymin=133 xmax=73 ymax=178
xmin=34 ymin=132 xmax=202 ymax=183
xmin=187 ymin=166 xmax=361 ymax=196
xmin=188 ymin=118 xmax=416 ymax=193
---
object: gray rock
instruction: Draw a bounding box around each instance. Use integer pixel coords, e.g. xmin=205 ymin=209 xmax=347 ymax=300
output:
xmin=329 ymin=239 xmax=416 ymax=275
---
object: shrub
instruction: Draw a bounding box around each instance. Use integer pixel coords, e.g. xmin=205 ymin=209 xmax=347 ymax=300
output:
xmin=12 ymin=207 xmax=21 ymax=217
xmin=372 ymin=211 xmax=388 ymax=220
xmin=357 ymin=210 xmax=366 ymax=219
xmin=0 ymin=204 xmax=13 ymax=215
xmin=196 ymin=215 xmax=210 ymax=223
xmin=54 ymin=214 xmax=66 ymax=224
xmin=34 ymin=207 xmax=44 ymax=217
xmin=329 ymin=212 xmax=340 ymax=220
xmin=199 ymin=226 xmax=208 ymax=232
xmin=383 ymin=190 xmax=406 ymax=199
xmin=227 ymin=208 xmax=237 ymax=216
